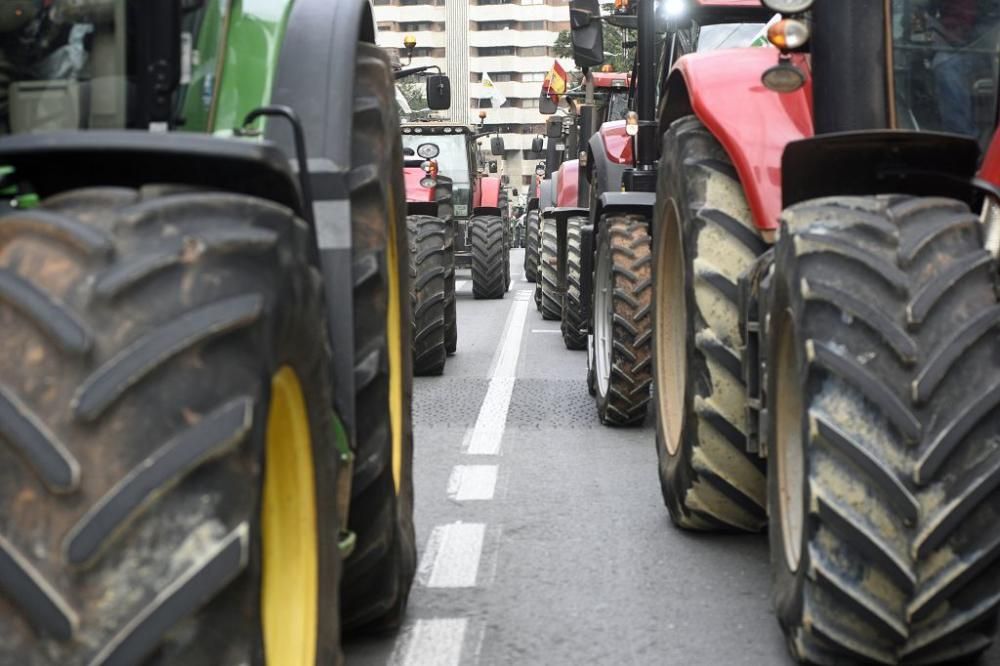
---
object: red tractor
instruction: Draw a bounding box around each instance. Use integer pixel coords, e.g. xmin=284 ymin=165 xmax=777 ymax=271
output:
xmin=573 ymin=0 xmax=1000 ymax=662
xmin=401 ymin=123 xmax=512 ymax=371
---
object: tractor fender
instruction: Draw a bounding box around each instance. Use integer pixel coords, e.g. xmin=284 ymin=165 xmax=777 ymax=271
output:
xmin=658 ymin=49 xmax=814 ymax=233
xmin=586 ymin=128 xmax=628 ymax=202
xmin=977 ymin=131 xmax=1000 ymax=198
xmin=479 ymin=176 xmax=502 ymax=209
xmin=556 ymin=160 xmax=580 ymax=208
xmin=539 ymin=179 xmax=555 ymax=215
xmin=598 ymin=191 xmax=655 ymax=219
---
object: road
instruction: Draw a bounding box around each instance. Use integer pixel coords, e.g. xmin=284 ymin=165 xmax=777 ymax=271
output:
xmin=346 ymin=248 xmax=1000 ymax=666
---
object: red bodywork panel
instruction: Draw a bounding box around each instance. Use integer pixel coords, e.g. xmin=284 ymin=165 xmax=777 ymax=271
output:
xmin=672 ymin=49 xmax=814 ymax=232
xmin=404 ymin=167 xmax=434 ymax=203
xmin=592 ymin=72 xmax=630 ymax=89
xmin=478 ymin=176 xmax=502 ymax=209
xmin=979 ymin=132 xmax=1000 ymax=192
xmin=599 ymin=120 xmax=634 ymax=166
xmin=556 ymin=160 xmax=580 ymax=207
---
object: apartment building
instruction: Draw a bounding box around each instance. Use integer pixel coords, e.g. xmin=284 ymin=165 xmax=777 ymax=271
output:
xmin=374 ymin=0 xmax=575 ymax=197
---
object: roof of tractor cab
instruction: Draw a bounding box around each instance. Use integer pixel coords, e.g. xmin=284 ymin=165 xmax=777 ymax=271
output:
xmin=592 ymin=72 xmax=630 ymax=89
xmin=691 ymin=0 xmax=775 ymax=24
xmin=401 ymin=123 xmax=474 ymax=135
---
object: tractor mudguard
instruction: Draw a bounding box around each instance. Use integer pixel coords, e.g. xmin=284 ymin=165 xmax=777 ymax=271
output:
xmin=405 ymin=166 xmax=435 ymax=204
xmin=0 ymin=131 xmax=308 ymax=216
xmin=598 ymin=191 xmax=655 ymax=218
xmin=539 ymin=179 xmax=555 ymax=214
xmin=976 ymin=131 xmax=1000 ymax=198
xmin=659 ymin=48 xmax=814 ymax=234
xmin=556 ymin=160 xmax=580 ymax=208
xmin=479 ymin=176 xmax=502 ymax=208
xmin=586 ymin=124 xmax=629 ymax=194
xmin=783 ymin=131 xmax=980 ymax=209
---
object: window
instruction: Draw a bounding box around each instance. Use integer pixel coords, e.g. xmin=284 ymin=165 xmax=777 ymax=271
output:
xmin=400 ymin=21 xmax=435 ymax=31
xmin=479 ymin=21 xmax=516 ymax=30
xmin=377 ymin=22 xmax=393 ymax=30
xmin=491 ymin=72 xmax=514 ymax=82
xmin=521 ymin=98 xmax=539 ymax=108
xmin=519 ymin=46 xmax=549 ymax=56
xmin=520 ymin=21 xmax=544 ymax=30
xmin=522 ymin=72 xmax=546 ymax=82
xmin=478 ymin=0 xmax=512 ymax=5
xmin=479 ymin=46 xmax=516 ymax=56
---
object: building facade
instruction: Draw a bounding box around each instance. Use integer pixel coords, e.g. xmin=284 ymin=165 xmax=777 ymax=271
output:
xmin=375 ymin=0 xmax=575 ymax=198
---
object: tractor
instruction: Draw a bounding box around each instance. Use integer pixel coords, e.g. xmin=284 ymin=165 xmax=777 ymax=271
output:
xmin=575 ymin=0 xmax=1000 ymax=662
xmin=0 ymin=0 xmax=417 ymax=663
xmin=575 ymin=0 xmax=773 ymax=426
xmin=401 ymin=122 xmax=511 ymax=303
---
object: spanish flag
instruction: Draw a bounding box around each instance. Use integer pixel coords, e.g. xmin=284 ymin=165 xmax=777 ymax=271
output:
xmin=542 ymin=60 xmax=568 ymax=103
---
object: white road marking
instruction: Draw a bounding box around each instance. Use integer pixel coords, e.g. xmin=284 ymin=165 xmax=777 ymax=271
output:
xmin=392 ymin=618 xmax=467 ymax=666
xmin=465 ymin=290 xmax=532 ymax=455
xmin=531 ymin=329 xmax=561 ymax=334
xmin=447 ymin=465 xmax=499 ymax=501
xmin=456 ymin=280 xmax=471 ymax=291
xmin=418 ymin=522 xmax=486 ymax=588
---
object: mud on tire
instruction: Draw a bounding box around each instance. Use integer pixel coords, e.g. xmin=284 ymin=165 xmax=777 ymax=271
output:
xmin=769 ymin=195 xmax=1000 ymax=665
xmin=0 ymin=186 xmax=342 ymax=665
xmin=654 ymin=116 xmax=768 ymax=532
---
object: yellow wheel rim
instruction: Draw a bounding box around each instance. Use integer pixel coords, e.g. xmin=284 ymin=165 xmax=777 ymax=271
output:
xmin=262 ymin=367 xmax=318 ymax=666
xmin=386 ymin=190 xmax=404 ymax=494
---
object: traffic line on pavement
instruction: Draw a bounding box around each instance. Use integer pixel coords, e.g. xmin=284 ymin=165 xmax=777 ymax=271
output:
xmin=531 ymin=329 xmax=561 ymax=334
xmin=465 ymin=289 xmax=532 ymax=455
xmin=418 ymin=522 xmax=486 ymax=588
xmin=391 ymin=618 xmax=467 ymax=666
xmin=456 ymin=279 xmax=470 ymax=291
xmin=447 ymin=465 xmax=498 ymax=501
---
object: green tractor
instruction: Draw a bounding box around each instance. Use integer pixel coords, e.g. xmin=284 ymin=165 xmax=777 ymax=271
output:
xmin=0 ymin=0 xmax=415 ymax=662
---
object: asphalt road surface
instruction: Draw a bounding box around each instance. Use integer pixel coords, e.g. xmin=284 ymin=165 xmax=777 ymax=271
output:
xmin=346 ymin=248 xmax=1000 ymax=666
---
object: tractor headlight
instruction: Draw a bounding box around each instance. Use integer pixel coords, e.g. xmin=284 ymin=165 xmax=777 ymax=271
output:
xmin=760 ymin=0 xmax=813 ymax=15
xmin=417 ymin=143 xmax=440 ymax=158
xmin=767 ymin=18 xmax=810 ymax=50
xmin=420 ymin=177 xmax=437 ymax=188
xmin=625 ymin=111 xmax=639 ymax=137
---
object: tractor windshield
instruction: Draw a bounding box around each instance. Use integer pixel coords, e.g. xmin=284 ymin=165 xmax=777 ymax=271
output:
xmin=401 ymin=132 xmax=473 ymax=215
xmin=892 ymin=0 xmax=1000 ymax=146
xmin=606 ymin=90 xmax=629 ymax=121
xmin=696 ymin=23 xmax=767 ymax=51
xmin=0 ymin=0 xmax=128 ymax=135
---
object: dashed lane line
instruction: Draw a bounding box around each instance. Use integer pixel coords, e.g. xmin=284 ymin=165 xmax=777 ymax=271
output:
xmin=447 ymin=465 xmax=499 ymax=501
xmin=417 ymin=522 xmax=487 ymax=588
xmin=391 ymin=618 xmax=467 ymax=666
xmin=464 ymin=289 xmax=532 ymax=455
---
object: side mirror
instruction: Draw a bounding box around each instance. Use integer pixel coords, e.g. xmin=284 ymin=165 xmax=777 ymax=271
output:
xmin=501 ymin=174 xmax=510 ymax=185
xmin=489 ymin=161 xmax=499 ymax=173
xmin=546 ymin=117 xmax=562 ymax=139
xmin=426 ymin=75 xmax=451 ymax=110
xmin=531 ymin=136 xmax=544 ymax=153
xmin=491 ymin=136 xmax=505 ymax=155
xmin=569 ymin=0 xmax=604 ymax=69
xmin=539 ymin=95 xmax=558 ymax=115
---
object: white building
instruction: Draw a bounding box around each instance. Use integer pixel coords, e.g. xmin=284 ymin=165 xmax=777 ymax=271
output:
xmin=375 ymin=0 xmax=575 ymax=196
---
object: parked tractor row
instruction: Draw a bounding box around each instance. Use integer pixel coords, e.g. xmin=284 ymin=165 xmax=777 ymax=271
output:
xmin=522 ymin=0 xmax=1000 ymax=663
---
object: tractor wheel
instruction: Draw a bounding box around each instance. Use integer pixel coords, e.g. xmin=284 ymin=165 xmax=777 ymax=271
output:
xmin=539 ymin=216 xmax=562 ymax=321
xmin=592 ymin=214 xmax=653 ymax=426
xmin=444 ymin=220 xmax=457 ymax=355
xmin=0 ymin=187 xmax=342 ymax=664
xmin=470 ymin=215 xmax=505 ymax=299
xmin=769 ymin=195 xmax=1000 ymax=665
xmin=407 ymin=215 xmax=448 ymax=376
xmin=561 ymin=215 xmax=587 ymax=350
xmin=341 ymin=43 xmax=416 ymax=632
xmin=503 ymin=224 xmax=511 ymax=292
xmin=524 ymin=209 xmax=541 ymax=282
xmin=653 ymin=116 xmax=768 ymax=532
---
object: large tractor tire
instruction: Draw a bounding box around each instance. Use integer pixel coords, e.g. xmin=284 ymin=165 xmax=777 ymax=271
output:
xmin=539 ymin=215 xmax=562 ymax=321
xmin=470 ymin=215 xmax=505 ymax=299
xmin=524 ymin=209 xmax=541 ymax=282
xmin=407 ymin=215 xmax=448 ymax=376
xmin=341 ymin=44 xmax=416 ymax=632
xmin=592 ymin=214 xmax=653 ymax=426
xmin=768 ymin=195 xmax=1000 ymax=665
xmin=653 ymin=116 xmax=768 ymax=532
xmin=503 ymin=223 xmax=512 ymax=292
xmin=444 ymin=219 xmax=457 ymax=355
xmin=561 ymin=215 xmax=587 ymax=350
xmin=0 ymin=187 xmax=343 ymax=664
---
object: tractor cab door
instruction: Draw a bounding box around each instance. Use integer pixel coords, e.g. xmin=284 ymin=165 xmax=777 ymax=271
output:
xmin=891 ymin=0 xmax=1000 ymax=149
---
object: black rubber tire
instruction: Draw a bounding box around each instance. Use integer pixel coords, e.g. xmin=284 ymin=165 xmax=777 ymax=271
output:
xmin=341 ymin=43 xmax=416 ymax=633
xmin=470 ymin=215 xmax=505 ymax=299
xmin=561 ymin=216 xmax=587 ymax=350
xmin=444 ymin=219 xmax=457 ymax=355
xmin=539 ymin=215 xmax=562 ymax=321
xmin=407 ymin=215 xmax=448 ymax=376
xmin=0 ymin=187 xmax=342 ymax=665
xmin=653 ymin=116 xmax=768 ymax=532
xmin=503 ymin=223 xmax=511 ymax=292
xmin=768 ymin=195 xmax=1000 ymax=665
xmin=592 ymin=214 xmax=653 ymax=426
xmin=524 ymin=209 xmax=541 ymax=282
